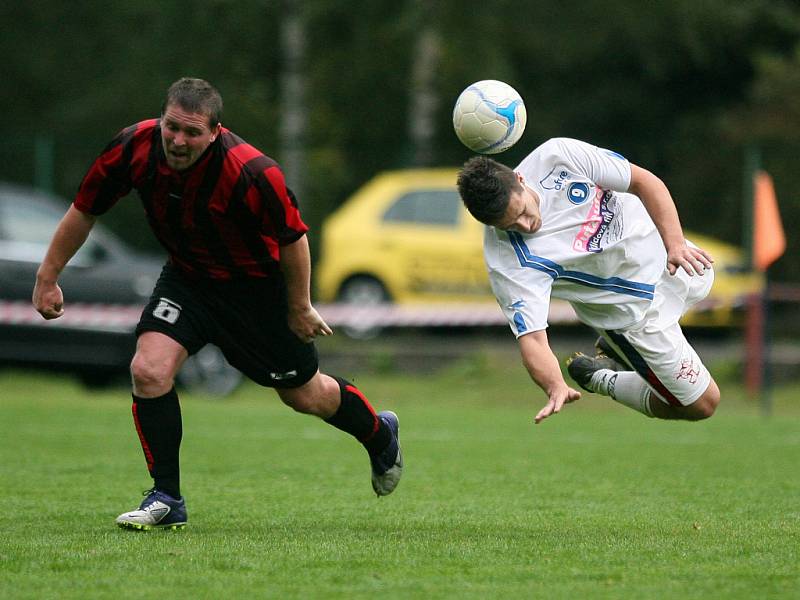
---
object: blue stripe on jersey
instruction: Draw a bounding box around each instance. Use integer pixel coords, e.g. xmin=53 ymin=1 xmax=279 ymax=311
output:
xmin=507 ymin=231 xmax=655 ymax=300
xmin=513 ymin=312 xmax=528 ymax=334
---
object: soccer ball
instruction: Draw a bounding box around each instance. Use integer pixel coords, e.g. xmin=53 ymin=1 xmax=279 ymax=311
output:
xmin=452 ymin=80 xmax=527 ymax=154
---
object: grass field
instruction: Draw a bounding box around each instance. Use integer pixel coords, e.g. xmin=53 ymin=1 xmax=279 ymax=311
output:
xmin=1 ymin=353 xmax=798 ymax=599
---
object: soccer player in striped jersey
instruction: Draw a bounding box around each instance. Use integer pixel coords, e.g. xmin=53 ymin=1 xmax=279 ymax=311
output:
xmin=33 ymin=78 xmax=401 ymax=530
xmin=457 ymin=138 xmax=720 ymax=425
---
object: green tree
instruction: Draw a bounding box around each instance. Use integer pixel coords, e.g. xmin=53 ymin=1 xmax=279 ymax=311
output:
xmin=1 ymin=0 xmax=799 ymax=279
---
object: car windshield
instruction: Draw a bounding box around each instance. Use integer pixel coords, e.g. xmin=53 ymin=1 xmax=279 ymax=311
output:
xmin=0 ymin=190 xmax=100 ymax=265
xmin=382 ymin=190 xmax=461 ymax=226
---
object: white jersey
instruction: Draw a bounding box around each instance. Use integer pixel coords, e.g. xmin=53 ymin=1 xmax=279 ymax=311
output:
xmin=485 ymin=137 xmax=667 ymax=336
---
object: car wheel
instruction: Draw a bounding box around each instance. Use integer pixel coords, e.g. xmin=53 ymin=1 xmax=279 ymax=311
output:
xmin=337 ymin=276 xmax=390 ymax=339
xmin=177 ymin=345 xmax=243 ymax=397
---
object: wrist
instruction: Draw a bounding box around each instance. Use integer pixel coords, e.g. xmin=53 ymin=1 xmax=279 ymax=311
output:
xmin=36 ymin=266 xmax=60 ymax=284
xmin=542 ymin=377 xmax=569 ymax=395
xmin=663 ymin=235 xmax=686 ymax=251
xmin=287 ymin=299 xmax=311 ymax=311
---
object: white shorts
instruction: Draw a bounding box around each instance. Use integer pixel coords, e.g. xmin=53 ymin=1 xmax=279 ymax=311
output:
xmin=597 ymin=266 xmax=714 ymax=406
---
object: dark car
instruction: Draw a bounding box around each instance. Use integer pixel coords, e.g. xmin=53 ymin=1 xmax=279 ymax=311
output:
xmin=0 ymin=182 xmax=241 ymax=395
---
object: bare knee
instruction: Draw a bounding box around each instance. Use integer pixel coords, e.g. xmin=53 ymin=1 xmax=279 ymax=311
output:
xmin=685 ymin=381 xmax=720 ymax=421
xmin=276 ymin=373 xmax=339 ymax=418
xmin=130 ymin=353 xmax=178 ymax=396
xmin=130 ymin=333 xmax=187 ymax=397
xmin=278 ymin=387 xmax=316 ymax=414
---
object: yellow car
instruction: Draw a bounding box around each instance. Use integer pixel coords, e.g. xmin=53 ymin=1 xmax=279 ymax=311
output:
xmin=316 ymin=169 xmax=762 ymax=328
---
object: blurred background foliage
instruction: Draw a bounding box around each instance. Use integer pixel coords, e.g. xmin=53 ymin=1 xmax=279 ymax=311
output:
xmin=1 ymin=0 xmax=797 ymax=279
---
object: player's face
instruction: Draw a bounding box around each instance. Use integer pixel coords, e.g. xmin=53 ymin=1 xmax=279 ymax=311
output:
xmin=161 ymin=104 xmax=220 ymax=171
xmin=494 ymin=179 xmax=542 ymax=234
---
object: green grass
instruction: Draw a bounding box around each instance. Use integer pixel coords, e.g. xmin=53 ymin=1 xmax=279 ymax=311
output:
xmin=1 ymin=357 xmax=798 ymax=599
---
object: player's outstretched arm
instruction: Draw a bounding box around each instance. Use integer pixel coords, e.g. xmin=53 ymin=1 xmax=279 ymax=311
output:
xmin=518 ymin=330 xmax=581 ymax=424
xmin=33 ymin=205 xmax=96 ymax=320
xmin=280 ymin=235 xmax=333 ymax=343
xmin=627 ymin=164 xmax=714 ymax=276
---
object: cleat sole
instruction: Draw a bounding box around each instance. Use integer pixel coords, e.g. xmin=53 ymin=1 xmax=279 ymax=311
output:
xmin=117 ymin=521 xmax=186 ymax=532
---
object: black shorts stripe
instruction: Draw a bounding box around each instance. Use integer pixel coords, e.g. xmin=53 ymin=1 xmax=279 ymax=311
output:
xmin=605 ymin=329 xmax=682 ymax=407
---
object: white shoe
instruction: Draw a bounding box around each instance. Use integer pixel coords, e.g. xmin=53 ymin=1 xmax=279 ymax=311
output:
xmin=116 ymin=488 xmax=187 ymax=531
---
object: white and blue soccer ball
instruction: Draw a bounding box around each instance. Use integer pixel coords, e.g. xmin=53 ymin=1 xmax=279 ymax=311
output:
xmin=452 ymin=80 xmax=527 ymax=154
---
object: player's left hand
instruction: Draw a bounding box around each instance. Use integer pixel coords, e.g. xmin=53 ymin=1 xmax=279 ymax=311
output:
xmin=288 ymin=304 xmax=333 ymax=343
xmin=666 ymin=242 xmax=714 ymax=276
xmin=534 ymin=384 xmax=581 ymax=424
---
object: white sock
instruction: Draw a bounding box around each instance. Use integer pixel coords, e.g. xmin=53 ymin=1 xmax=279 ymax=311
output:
xmin=590 ymin=370 xmax=655 ymax=417
xmin=588 ymin=369 xmax=616 ymax=395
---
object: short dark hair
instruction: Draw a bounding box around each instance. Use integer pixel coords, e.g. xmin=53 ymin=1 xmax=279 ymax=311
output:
xmin=162 ymin=77 xmax=223 ymax=128
xmin=456 ymin=156 xmax=522 ymax=225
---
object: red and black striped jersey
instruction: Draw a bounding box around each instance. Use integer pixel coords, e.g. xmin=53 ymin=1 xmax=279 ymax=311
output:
xmin=74 ymin=119 xmax=309 ymax=280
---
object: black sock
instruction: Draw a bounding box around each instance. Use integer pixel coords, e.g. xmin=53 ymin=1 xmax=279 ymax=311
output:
xmin=325 ymin=377 xmax=392 ymax=455
xmin=131 ymin=388 xmax=182 ymax=499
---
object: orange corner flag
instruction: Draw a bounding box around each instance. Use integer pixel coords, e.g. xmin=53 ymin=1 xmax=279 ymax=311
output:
xmin=753 ymin=170 xmax=785 ymax=271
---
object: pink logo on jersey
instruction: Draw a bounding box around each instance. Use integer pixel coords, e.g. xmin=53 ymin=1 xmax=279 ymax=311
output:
xmin=676 ymin=359 xmax=700 ymax=384
xmin=572 ymin=187 xmax=613 ymax=253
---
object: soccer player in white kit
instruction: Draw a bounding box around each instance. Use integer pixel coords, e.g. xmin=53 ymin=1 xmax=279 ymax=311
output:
xmin=456 ymin=138 xmax=720 ymax=423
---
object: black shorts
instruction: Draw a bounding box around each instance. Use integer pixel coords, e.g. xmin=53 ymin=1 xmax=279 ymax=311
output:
xmin=135 ymin=264 xmax=319 ymax=388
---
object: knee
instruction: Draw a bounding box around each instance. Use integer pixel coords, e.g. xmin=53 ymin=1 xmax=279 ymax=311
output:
xmin=688 ymin=402 xmax=715 ymax=421
xmin=278 ymin=389 xmax=316 ymax=414
xmin=130 ymin=352 xmax=176 ymax=394
xmin=688 ymin=385 xmax=720 ymax=421
xmin=277 ymin=375 xmax=339 ymax=417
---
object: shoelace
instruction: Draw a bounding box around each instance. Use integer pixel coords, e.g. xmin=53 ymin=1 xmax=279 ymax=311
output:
xmin=139 ymin=488 xmax=161 ymax=511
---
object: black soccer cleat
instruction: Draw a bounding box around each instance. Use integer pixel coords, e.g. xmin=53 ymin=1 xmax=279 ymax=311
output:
xmin=566 ymin=352 xmax=620 ymax=393
xmin=370 ymin=411 xmax=403 ymax=497
xmin=594 ymin=336 xmax=628 ymax=369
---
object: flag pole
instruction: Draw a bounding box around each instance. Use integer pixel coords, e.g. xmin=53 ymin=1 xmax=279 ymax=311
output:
xmin=749 ymin=158 xmax=786 ymax=416
xmin=742 ymin=145 xmax=762 ymax=401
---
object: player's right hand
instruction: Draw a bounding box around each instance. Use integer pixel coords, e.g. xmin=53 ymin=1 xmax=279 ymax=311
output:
xmin=32 ymin=280 xmax=65 ymax=320
xmin=534 ymin=384 xmax=581 ymax=424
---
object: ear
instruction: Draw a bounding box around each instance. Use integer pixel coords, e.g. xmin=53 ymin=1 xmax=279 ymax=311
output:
xmin=210 ymin=123 xmax=221 ymax=142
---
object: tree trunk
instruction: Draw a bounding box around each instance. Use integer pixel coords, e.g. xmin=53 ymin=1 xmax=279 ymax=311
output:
xmin=279 ymin=1 xmax=307 ymax=202
xmin=408 ymin=3 xmax=441 ymax=167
